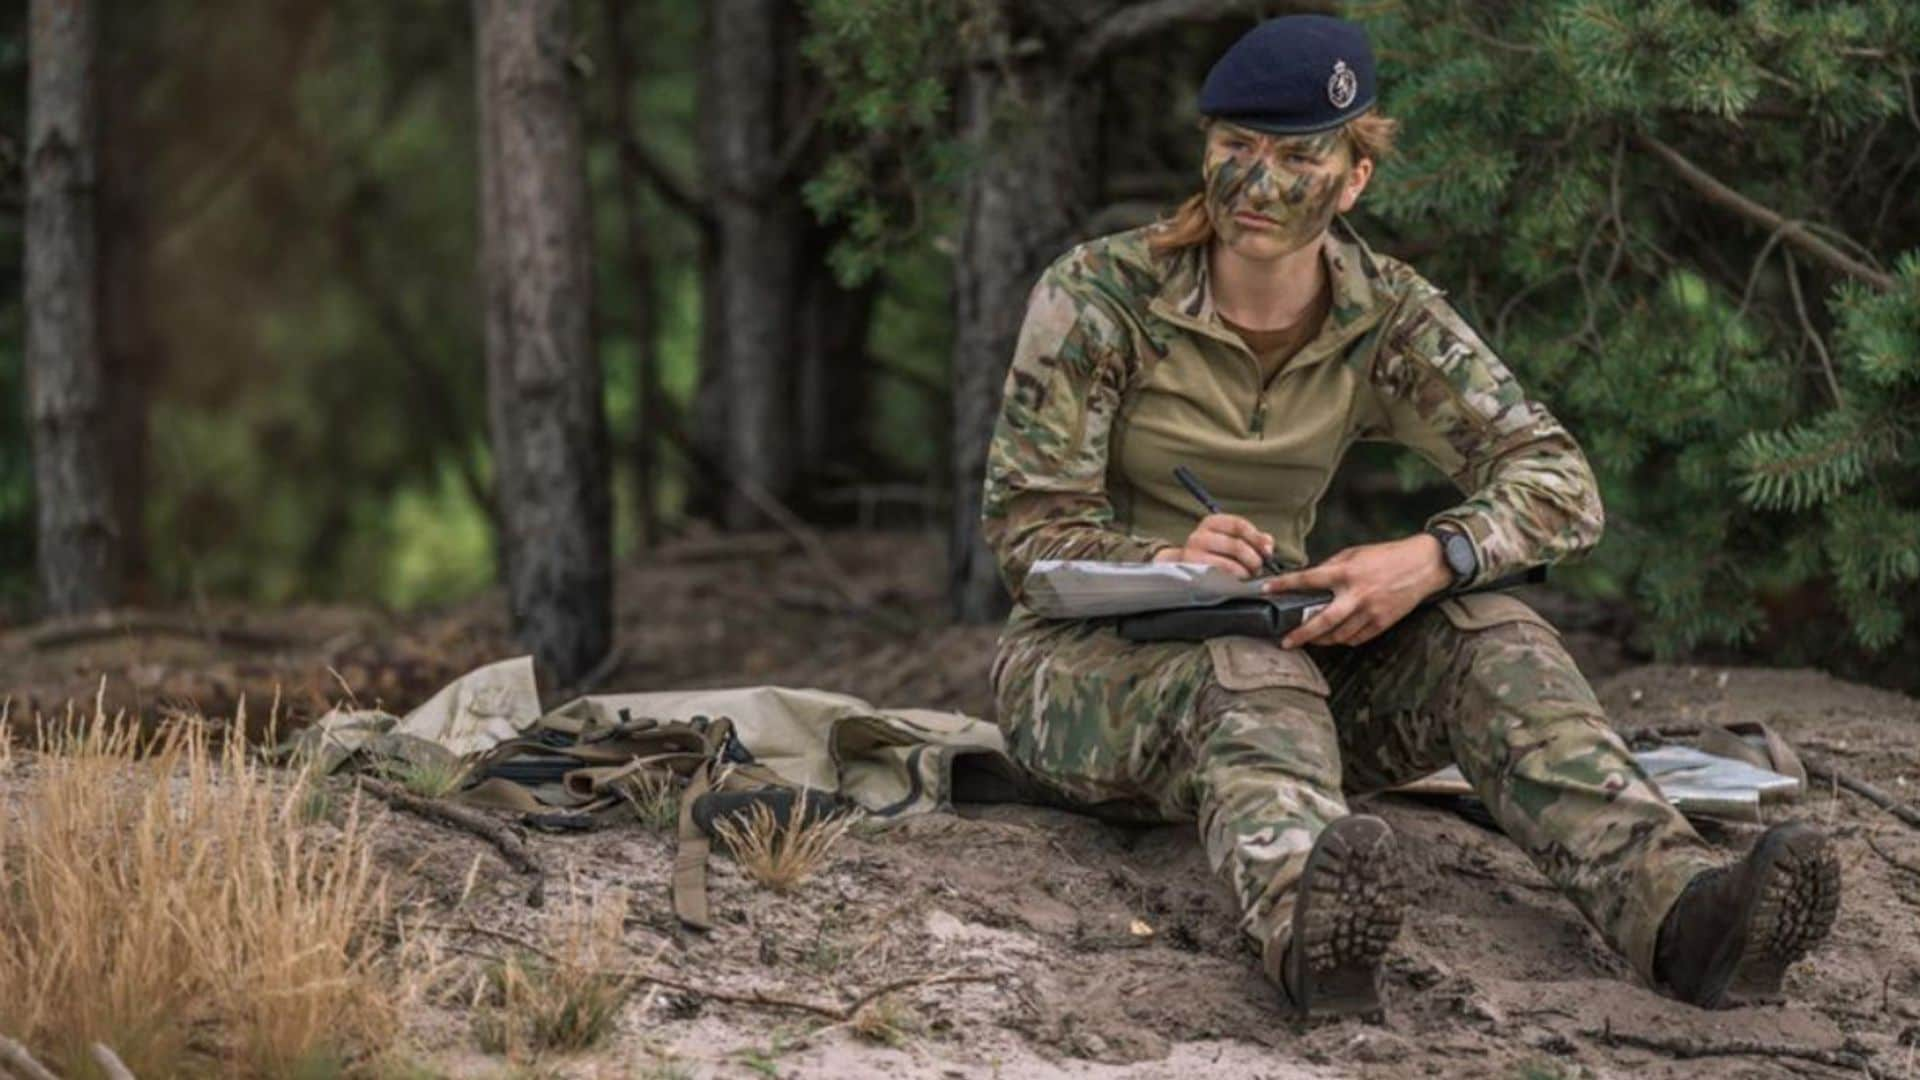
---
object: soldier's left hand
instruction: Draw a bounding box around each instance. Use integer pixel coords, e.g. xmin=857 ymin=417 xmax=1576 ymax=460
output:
xmin=1263 ymin=535 xmax=1455 ymax=648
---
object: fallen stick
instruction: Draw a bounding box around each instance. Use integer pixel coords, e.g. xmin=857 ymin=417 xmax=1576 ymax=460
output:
xmin=1867 ymin=833 xmax=1920 ymax=878
xmin=21 ymin=610 xmax=295 ymax=652
xmin=1582 ymin=1027 xmax=1879 ymax=1076
xmin=657 ymin=421 xmax=916 ymax=634
xmin=354 ymin=778 xmax=545 ymax=901
xmin=0 ymin=1037 xmax=60 ymax=1080
xmin=424 ymin=923 xmax=999 ymax=1022
xmin=622 ymin=968 xmax=1001 ymax=1022
xmin=833 ymin=971 xmax=1001 ymax=1022
xmin=1805 ymin=761 xmax=1920 ymax=831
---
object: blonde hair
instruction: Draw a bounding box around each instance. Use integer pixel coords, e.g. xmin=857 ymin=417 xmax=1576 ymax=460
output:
xmin=1148 ymin=110 xmax=1400 ymax=254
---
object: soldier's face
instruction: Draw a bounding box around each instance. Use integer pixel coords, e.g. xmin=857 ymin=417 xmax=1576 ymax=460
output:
xmin=1202 ymin=122 xmax=1359 ymax=259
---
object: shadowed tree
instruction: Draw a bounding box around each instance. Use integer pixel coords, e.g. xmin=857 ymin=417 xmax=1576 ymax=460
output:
xmin=684 ymin=0 xmax=874 ymax=527
xmin=26 ymin=0 xmax=121 ymax=615
xmin=701 ymin=0 xmax=801 ymax=528
xmin=474 ymin=0 xmax=612 ymax=686
xmin=947 ymin=0 xmax=1279 ymax=622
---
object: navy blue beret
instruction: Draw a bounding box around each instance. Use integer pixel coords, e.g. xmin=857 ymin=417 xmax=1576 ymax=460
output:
xmin=1198 ymin=15 xmax=1377 ymax=135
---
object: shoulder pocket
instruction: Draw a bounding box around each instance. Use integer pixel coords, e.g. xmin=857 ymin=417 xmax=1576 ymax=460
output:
xmin=1206 ymin=636 xmax=1329 ymax=695
xmin=1435 ymin=592 xmax=1558 ymax=636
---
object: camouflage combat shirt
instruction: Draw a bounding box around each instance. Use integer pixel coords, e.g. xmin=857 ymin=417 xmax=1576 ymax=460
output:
xmin=981 ymin=220 xmax=1605 ymax=602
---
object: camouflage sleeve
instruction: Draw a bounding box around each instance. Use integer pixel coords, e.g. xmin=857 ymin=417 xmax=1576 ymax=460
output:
xmin=981 ymin=263 xmax=1172 ymax=601
xmin=1370 ymin=293 xmax=1604 ymax=587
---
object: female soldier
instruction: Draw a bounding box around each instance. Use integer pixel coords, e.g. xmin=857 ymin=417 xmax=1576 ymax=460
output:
xmin=981 ymin=14 xmax=1839 ymax=1019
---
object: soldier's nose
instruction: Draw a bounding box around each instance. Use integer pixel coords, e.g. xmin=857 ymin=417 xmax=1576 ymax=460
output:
xmin=1245 ymin=165 xmax=1281 ymax=203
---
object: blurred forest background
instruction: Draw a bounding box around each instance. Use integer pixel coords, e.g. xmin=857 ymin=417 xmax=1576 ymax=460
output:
xmin=7 ymin=0 xmax=1920 ymax=689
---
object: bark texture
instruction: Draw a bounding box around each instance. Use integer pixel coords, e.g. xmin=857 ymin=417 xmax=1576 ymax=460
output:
xmin=949 ymin=61 xmax=1101 ymax=622
xmin=703 ymin=0 xmax=800 ymax=527
xmin=692 ymin=0 xmax=874 ymax=526
xmin=97 ymin=35 xmax=159 ymax=604
xmin=27 ymin=0 xmax=121 ymax=616
xmin=794 ymin=218 xmax=878 ymax=510
xmin=604 ymin=0 xmax=661 ymax=547
xmin=474 ymin=0 xmax=612 ymax=686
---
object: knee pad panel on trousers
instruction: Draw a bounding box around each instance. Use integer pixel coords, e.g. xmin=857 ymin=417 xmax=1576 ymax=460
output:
xmin=1207 ymin=635 xmax=1330 ymax=694
xmin=1434 ymin=592 xmax=1561 ymax=638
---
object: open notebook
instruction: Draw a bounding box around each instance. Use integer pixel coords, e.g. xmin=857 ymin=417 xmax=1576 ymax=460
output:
xmin=1022 ymin=559 xmax=1269 ymax=618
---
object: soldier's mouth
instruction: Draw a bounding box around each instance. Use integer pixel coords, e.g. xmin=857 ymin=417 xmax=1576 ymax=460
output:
xmin=1234 ymin=210 xmax=1281 ymax=228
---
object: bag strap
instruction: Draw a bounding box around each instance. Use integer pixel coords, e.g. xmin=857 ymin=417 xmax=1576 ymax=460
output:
xmin=673 ymin=755 xmax=718 ymax=930
xmin=670 ymin=715 xmax=743 ymax=931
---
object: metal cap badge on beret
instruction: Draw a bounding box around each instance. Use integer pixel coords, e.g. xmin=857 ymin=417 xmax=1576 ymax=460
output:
xmin=1198 ymin=15 xmax=1377 ymax=135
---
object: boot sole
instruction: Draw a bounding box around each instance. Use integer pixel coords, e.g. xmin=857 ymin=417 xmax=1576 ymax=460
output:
xmin=1285 ymin=815 xmax=1405 ymax=1020
xmin=1685 ymin=823 xmax=1843 ymax=1007
xmin=1718 ymin=825 xmax=1841 ymax=1005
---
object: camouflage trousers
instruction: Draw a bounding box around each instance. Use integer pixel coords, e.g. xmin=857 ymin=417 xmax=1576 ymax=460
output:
xmin=990 ymin=591 xmax=1720 ymax=980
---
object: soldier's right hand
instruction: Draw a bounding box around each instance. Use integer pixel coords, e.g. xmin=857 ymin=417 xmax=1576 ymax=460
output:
xmin=1150 ymin=514 xmax=1276 ymax=579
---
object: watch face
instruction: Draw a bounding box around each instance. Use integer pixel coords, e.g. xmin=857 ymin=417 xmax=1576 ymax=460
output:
xmin=1444 ymin=533 xmax=1476 ymax=578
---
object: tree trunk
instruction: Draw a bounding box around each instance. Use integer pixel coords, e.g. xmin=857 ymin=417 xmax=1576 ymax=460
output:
xmin=793 ymin=217 xmax=878 ymax=512
xmin=96 ymin=22 xmax=158 ymax=605
xmin=26 ymin=0 xmax=121 ymax=617
xmin=685 ymin=2 xmax=729 ymax=519
xmin=474 ymin=0 xmax=612 ymax=687
xmin=700 ymin=0 xmax=803 ymax=528
xmin=603 ymin=0 xmax=659 ymax=548
xmin=949 ymin=63 xmax=1101 ymax=622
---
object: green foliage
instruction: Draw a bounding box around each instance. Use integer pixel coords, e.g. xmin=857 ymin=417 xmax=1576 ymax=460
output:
xmin=801 ymin=0 xmax=971 ymax=285
xmin=1368 ymin=0 xmax=1920 ymax=665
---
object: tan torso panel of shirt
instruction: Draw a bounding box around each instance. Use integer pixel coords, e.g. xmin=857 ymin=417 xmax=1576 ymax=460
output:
xmin=1110 ymin=272 xmax=1386 ymax=569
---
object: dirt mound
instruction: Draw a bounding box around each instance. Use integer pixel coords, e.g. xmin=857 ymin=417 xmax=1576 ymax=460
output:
xmin=2 ymin=531 xmax=1917 ymax=1076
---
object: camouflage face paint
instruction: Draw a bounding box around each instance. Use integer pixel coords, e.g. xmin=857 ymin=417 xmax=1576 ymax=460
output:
xmin=1203 ymin=125 xmax=1350 ymax=255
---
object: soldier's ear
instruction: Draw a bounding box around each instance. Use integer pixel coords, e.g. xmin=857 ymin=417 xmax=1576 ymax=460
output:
xmin=1337 ymin=156 xmax=1374 ymax=212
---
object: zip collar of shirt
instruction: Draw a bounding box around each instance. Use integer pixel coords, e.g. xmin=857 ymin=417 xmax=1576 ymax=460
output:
xmin=1146 ymin=217 xmax=1399 ymax=373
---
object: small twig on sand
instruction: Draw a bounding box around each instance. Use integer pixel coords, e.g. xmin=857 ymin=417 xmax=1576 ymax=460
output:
xmin=1805 ymin=761 xmax=1920 ymax=831
xmin=1867 ymin=833 xmax=1920 ymax=877
xmin=1583 ymin=1027 xmax=1879 ymax=1076
xmin=422 ymin=921 xmax=998 ymax=1022
xmin=90 ymin=1044 xmax=137 ymax=1080
xmin=625 ymin=968 xmax=1001 ymax=1022
xmin=0 ymin=1036 xmax=61 ymax=1080
xmin=833 ymin=971 xmax=999 ymax=1021
xmin=355 ymin=778 xmax=545 ymax=904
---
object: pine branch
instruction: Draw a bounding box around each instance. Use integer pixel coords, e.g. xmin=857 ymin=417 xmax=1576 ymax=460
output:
xmin=1632 ymin=132 xmax=1896 ymax=291
xmin=1735 ymin=411 xmax=1895 ymax=511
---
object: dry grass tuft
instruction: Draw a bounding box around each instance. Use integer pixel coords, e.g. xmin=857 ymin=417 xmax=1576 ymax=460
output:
xmin=711 ymin=799 xmax=855 ymax=892
xmin=389 ymin=756 xmax=472 ymax=800
xmin=619 ymin=769 xmax=679 ymax=831
xmin=472 ymin=890 xmax=630 ymax=1060
xmin=0 ymin=707 xmax=398 ymax=1076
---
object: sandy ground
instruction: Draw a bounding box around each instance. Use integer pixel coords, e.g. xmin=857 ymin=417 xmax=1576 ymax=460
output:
xmin=3 ymin=530 xmax=1918 ymax=1077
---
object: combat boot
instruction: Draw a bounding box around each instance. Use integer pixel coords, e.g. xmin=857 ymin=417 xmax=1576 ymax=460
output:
xmin=1654 ymin=820 xmax=1841 ymax=1007
xmin=1265 ymin=814 xmax=1406 ymax=1020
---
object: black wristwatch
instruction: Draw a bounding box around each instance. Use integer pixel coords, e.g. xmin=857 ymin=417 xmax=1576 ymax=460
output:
xmin=1425 ymin=524 xmax=1478 ymax=590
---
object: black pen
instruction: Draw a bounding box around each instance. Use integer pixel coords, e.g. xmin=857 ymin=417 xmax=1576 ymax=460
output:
xmin=1172 ymin=465 xmax=1289 ymax=578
